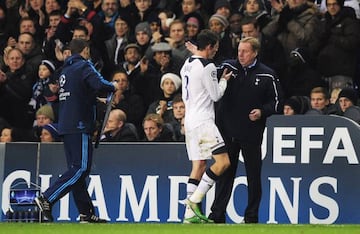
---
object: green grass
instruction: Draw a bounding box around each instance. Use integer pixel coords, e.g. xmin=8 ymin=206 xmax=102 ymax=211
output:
xmin=1 ymin=223 xmax=360 ymax=234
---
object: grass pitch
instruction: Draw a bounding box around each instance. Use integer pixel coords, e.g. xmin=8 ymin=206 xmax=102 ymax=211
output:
xmin=1 ymin=223 xmax=360 ymax=234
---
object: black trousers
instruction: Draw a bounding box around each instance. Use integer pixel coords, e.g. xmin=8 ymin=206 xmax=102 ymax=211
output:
xmin=209 ymin=138 xmax=262 ymax=223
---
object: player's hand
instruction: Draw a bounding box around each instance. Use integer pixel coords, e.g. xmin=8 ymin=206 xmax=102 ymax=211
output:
xmin=185 ymin=41 xmax=197 ymax=54
xmin=249 ymin=109 xmax=261 ymax=121
xmin=220 ymin=68 xmax=233 ymax=81
xmin=112 ymin=81 xmax=120 ymax=91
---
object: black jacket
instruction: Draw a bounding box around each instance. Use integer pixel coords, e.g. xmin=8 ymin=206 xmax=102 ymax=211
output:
xmin=216 ymin=59 xmax=284 ymax=144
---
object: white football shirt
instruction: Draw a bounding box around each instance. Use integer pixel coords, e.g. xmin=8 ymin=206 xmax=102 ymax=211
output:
xmin=180 ymin=56 xmax=227 ymax=131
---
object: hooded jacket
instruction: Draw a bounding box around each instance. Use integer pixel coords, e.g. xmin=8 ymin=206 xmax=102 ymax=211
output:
xmin=58 ymin=54 xmax=115 ymax=135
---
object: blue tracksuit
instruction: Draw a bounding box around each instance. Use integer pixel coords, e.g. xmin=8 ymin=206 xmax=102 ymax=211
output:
xmin=43 ymin=54 xmax=114 ymax=216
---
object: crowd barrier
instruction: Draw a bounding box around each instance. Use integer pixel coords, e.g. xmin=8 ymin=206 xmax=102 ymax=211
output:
xmin=1 ymin=115 xmax=360 ymax=224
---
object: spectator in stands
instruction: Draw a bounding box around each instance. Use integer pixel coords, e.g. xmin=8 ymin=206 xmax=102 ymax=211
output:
xmin=109 ymin=69 xmax=145 ymax=134
xmin=147 ymin=72 xmax=182 ymax=123
xmin=33 ymin=104 xmax=55 ymax=141
xmin=337 ymin=87 xmax=358 ymax=113
xmin=184 ymin=13 xmax=204 ymax=42
xmin=214 ymin=0 xmax=232 ymax=19
xmin=45 ymin=0 xmax=61 ymax=16
xmin=16 ymin=32 xmax=44 ymax=80
xmin=120 ymin=43 xmax=142 ymax=76
xmin=228 ymin=12 xmax=243 ymax=57
xmin=306 ymin=86 xmax=337 ymax=115
xmin=169 ymin=94 xmax=185 ymax=142
xmin=337 ymin=87 xmax=360 ymax=123
xmin=167 ymin=20 xmax=192 ymax=62
xmin=6 ymin=17 xmax=39 ymax=48
xmin=104 ymin=15 xmax=131 ymax=71
xmin=283 ymin=96 xmax=302 ymax=115
xmin=40 ymin=123 xmax=61 ymax=142
xmin=208 ymin=13 xmax=233 ymax=64
xmin=97 ymin=0 xmax=119 ymax=39
xmin=134 ymin=22 xmax=152 ymax=58
xmin=100 ymin=109 xmax=139 ymax=142
xmin=0 ymin=48 xmax=35 ymax=129
xmin=0 ymin=127 xmax=13 ymax=142
xmin=54 ymin=0 xmax=102 ymax=47
xmin=142 ymin=113 xmax=174 ymax=141
xmin=264 ymin=0 xmax=321 ymax=62
xmin=130 ymin=0 xmax=158 ymax=30
xmin=180 ymin=0 xmax=208 ymax=27
xmin=317 ymin=0 xmax=360 ymax=92
xmin=242 ymin=0 xmax=271 ymax=30
xmin=32 ymin=59 xmax=59 ymax=110
xmin=42 ymin=10 xmax=62 ymax=63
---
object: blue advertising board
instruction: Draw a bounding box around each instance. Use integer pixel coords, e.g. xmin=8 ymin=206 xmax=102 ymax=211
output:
xmin=1 ymin=115 xmax=359 ymax=224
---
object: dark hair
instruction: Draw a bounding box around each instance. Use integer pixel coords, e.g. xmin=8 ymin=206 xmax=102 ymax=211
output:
xmin=196 ymin=29 xmax=219 ymax=50
xmin=69 ymin=39 xmax=89 ymax=54
xmin=172 ymin=94 xmax=183 ymax=104
xmin=73 ymin=25 xmax=89 ymax=36
xmin=240 ymin=16 xmax=259 ymax=29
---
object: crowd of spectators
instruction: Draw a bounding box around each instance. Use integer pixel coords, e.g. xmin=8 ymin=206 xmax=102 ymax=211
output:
xmin=0 ymin=0 xmax=360 ymax=143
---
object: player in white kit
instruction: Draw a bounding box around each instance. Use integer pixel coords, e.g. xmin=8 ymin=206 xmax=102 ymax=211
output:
xmin=180 ymin=29 xmax=232 ymax=223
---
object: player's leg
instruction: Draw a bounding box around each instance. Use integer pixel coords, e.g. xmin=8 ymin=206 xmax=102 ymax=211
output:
xmin=184 ymin=160 xmax=207 ymax=223
xmin=186 ymin=122 xmax=229 ymax=222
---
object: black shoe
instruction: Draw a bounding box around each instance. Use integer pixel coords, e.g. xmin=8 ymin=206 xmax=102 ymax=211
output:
xmin=79 ymin=214 xmax=107 ymax=223
xmin=34 ymin=195 xmax=53 ymax=222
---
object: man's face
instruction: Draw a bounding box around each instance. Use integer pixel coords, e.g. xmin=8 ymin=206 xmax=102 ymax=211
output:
xmin=7 ymin=49 xmax=25 ymax=71
xmin=326 ymin=0 xmax=341 ymax=16
xmin=17 ymin=34 xmax=34 ymax=55
xmin=125 ymin=48 xmax=140 ymax=64
xmin=339 ymin=97 xmax=353 ymax=112
xmin=229 ymin=14 xmax=242 ymax=34
xmin=72 ymin=30 xmax=89 ymax=40
xmin=30 ymin=0 xmax=44 ymax=11
xmin=173 ymin=101 xmax=185 ymax=119
xmin=169 ymin=23 xmax=185 ymax=43
xmin=20 ymin=20 xmax=36 ymax=34
xmin=241 ymin=23 xmax=259 ymax=38
xmin=283 ymin=105 xmax=295 ymax=115
xmin=106 ymin=112 xmax=123 ymax=133
xmin=143 ymin=120 xmax=161 ymax=141
xmin=153 ymin=51 xmax=171 ymax=66
xmin=135 ymin=0 xmax=151 ymax=13
xmin=102 ymin=0 xmax=118 ymax=17
xmin=136 ymin=31 xmax=150 ymax=45
xmin=112 ymin=72 xmax=129 ymax=91
xmin=310 ymin=93 xmax=329 ymax=110
xmin=237 ymin=41 xmax=257 ymax=67
xmin=115 ymin=19 xmax=128 ymax=37
xmin=49 ymin=15 xmax=61 ymax=28
xmin=45 ymin=0 xmax=61 ymax=14
xmin=207 ymin=42 xmax=219 ymax=59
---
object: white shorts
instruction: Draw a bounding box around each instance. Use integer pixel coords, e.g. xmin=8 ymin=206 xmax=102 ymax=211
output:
xmin=185 ymin=121 xmax=225 ymax=161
